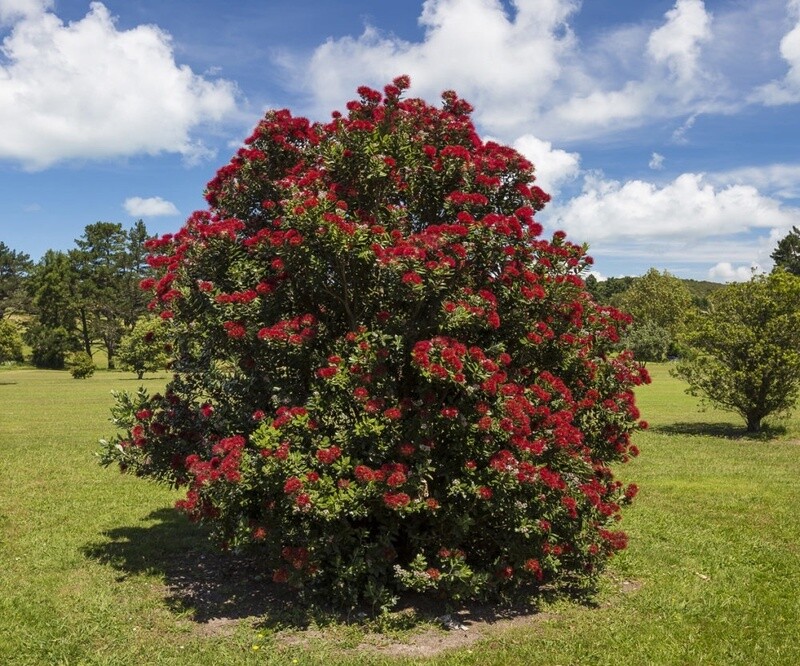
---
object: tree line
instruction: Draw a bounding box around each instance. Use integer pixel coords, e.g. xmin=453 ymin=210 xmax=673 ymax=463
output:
xmin=0 ymin=221 xmax=157 ymax=372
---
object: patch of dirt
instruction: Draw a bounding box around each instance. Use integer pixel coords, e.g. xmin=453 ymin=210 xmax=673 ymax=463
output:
xmin=160 ymin=552 xmax=642 ymax=658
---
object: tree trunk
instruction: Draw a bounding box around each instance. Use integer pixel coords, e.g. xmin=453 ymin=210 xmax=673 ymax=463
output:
xmin=746 ymin=414 xmax=761 ymax=433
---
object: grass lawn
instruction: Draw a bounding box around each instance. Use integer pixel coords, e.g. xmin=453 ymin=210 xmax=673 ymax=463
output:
xmin=0 ymin=364 xmax=798 ymax=664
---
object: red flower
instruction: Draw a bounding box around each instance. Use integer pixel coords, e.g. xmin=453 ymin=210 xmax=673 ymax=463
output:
xmin=477 ymin=486 xmax=493 ymax=500
xmin=316 ymin=446 xmax=342 ymax=465
xmin=317 ymin=366 xmax=337 ymax=379
xmin=440 ymin=406 xmax=459 ymax=419
xmin=386 ymin=471 xmax=407 ymax=488
xmin=402 ymin=271 xmax=422 ymax=285
xmin=283 ymin=476 xmax=303 ymax=494
xmin=383 ymin=407 xmax=402 ymax=420
xmin=295 ymin=493 xmax=311 ymax=507
xmin=354 ymin=465 xmax=375 ymax=483
xmin=223 ymin=321 xmax=247 ymax=338
xmin=624 ymin=483 xmax=639 ymax=500
xmin=383 ymin=492 xmax=411 ymax=509
xmin=426 ymin=567 xmax=441 ymax=580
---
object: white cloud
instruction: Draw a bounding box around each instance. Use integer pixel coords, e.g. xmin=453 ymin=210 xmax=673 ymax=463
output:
xmin=671 ymin=114 xmax=698 ymax=144
xmin=123 ymin=196 xmax=180 ymax=217
xmin=646 ymin=0 xmax=712 ymax=84
xmin=649 ymin=152 xmax=665 ymax=170
xmin=0 ymin=2 xmax=238 ymax=169
xmin=301 ymin=0 xmax=580 ymax=136
xmin=0 ymin=0 xmax=49 ymax=24
xmin=751 ymin=0 xmax=800 ymax=104
xmin=553 ymin=172 xmax=797 ymax=241
xmin=293 ymin=0 xmax=737 ymax=143
xmin=708 ymin=262 xmax=764 ymax=282
xmin=544 ymin=172 xmax=800 ymax=270
xmin=512 ymin=134 xmax=580 ymax=196
xmin=710 ymin=163 xmax=800 ymax=200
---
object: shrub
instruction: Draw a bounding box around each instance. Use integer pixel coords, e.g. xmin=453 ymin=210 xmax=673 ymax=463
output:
xmin=117 ymin=316 xmax=170 ymax=379
xmin=0 ymin=318 xmax=24 ymax=364
xmin=101 ymin=78 xmax=649 ymax=609
xmin=25 ymin=324 xmax=76 ymax=369
xmin=68 ymin=351 xmax=95 ymax=379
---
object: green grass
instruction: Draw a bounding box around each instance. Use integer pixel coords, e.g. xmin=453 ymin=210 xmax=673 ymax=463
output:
xmin=0 ymin=365 xmax=799 ymax=664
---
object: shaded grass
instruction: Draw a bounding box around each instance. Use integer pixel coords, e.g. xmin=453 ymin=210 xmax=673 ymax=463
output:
xmin=0 ymin=365 xmax=798 ymax=664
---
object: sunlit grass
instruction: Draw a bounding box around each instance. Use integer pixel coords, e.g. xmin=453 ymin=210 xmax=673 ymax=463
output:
xmin=0 ymin=365 xmax=798 ymax=664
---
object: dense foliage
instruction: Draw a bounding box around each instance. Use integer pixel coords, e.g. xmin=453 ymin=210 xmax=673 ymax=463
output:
xmin=0 ymin=318 xmax=24 ymax=363
xmin=674 ymin=270 xmax=800 ymax=432
xmin=100 ymin=79 xmax=649 ymax=608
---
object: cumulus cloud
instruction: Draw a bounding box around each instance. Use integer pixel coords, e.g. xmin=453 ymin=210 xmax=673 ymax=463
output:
xmin=708 ymin=262 xmax=764 ymax=282
xmin=646 ymin=0 xmax=712 ymax=84
xmin=293 ymin=0 xmax=733 ymax=142
xmin=123 ymin=196 xmax=180 ymax=217
xmin=710 ymin=163 xmax=800 ymax=199
xmin=542 ymin=171 xmax=800 ymax=272
xmin=301 ymin=0 xmax=580 ymax=136
xmin=0 ymin=0 xmax=49 ymax=24
xmin=751 ymin=0 xmax=800 ymax=104
xmin=512 ymin=134 xmax=580 ymax=196
xmin=0 ymin=1 xmax=238 ymax=169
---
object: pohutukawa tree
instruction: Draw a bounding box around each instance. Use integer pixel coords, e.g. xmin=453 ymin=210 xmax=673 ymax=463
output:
xmin=102 ymin=77 xmax=649 ymax=608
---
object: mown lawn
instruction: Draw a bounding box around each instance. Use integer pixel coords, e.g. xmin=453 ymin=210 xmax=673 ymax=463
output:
xmin=0 ymin=364 xmax=798 ymax=665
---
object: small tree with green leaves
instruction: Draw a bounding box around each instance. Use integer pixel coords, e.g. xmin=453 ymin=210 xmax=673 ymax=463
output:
xmin=117 ymin=316 xmax=170 ymax=379
xmin=673 ymin=270 xmax=800 ymax=432
xmin=0 ymin=318 xmax=24 ymax=364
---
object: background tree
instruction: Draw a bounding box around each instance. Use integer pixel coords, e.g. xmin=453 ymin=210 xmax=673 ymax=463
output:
xmin=622 ymin=320 xmax=671 ymax=365
xmin=117 ymin=316 xmax=170 ymax=379
xmin=25 ymin=250 xmax=81 ymax=369
xmin=71 ymin=222 xmax=129 ymax=368
xmin=612 ymin=268 xmax=694 ymax=359
xmin=101 ymin=79 xmax=648 ymax=609
xmin=771 ymin=225 xmax=800 ymax=275
xmin=0 ymin=318 xmax=24 ymax=363
xmin=585 ymin=274 xmax=635 ymax=304
xmin=0 ymin=242 xmax=33 ymax=318
xmin=118 ymin=220 xmax=155 ymax=328
xmin=76 ymin=221 xmax=154 ymax=367
xmin=673 ymin=270 xmax=800 ymax=432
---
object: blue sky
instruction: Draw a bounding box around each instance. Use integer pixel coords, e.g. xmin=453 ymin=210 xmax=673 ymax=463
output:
xmin=1 ymin=0 xmax=800 ymax=281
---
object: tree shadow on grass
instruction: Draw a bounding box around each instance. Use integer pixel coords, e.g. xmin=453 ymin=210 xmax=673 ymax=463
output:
xmin=82 ymin=509 xmax=568 ymax=633
xmin=83 ymin=508 xmax=297 ymax=626
xmin=653 ymin=421 xmax=787 ymax=440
